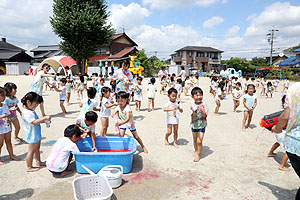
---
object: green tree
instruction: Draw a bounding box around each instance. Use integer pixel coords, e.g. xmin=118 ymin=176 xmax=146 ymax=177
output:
xmin=223 ymin=57 xmax=250 ymax=72
xmin=283 ymin=44 xmax=300 ymax=53
xmin=250 ymin=57 xmax=267 ymax=67
xmin=50 ymin=0 xmax=114 ymax=72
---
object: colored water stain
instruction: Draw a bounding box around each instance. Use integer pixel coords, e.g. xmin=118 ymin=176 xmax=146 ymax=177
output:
xmin=42 ymin=140 xmax=57 ymax=146
xmin=87 ymin=149 xmax=131 ymax=153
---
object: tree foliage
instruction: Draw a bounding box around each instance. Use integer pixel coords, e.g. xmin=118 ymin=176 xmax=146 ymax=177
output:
xmin=283 ymin=43 xmax=300 ymax=53
xmin=250 ymin=57 xmax=267 ymax=67
xmin=222 ymin=57 xmax=250 ymax=72
xmin=50 ymin=0 xmax=114 ymax=72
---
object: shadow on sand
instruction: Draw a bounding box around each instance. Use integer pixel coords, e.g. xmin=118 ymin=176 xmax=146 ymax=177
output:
xmin=0 ymin=188 xmax=34 ymax=200
xmin=133 ymin=115 xmax=145 ymax=121
xmin=258 ymin=181 xmax=297 ymax=200
xmin=201 ymin=146 xmax=214 ymax=159
xmin=273 ymin=152 xmax=291 ymax=167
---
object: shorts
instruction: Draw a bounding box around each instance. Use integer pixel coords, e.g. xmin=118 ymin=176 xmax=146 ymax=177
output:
xmin=131 ymin=92 xmax=134 ymax=97
xmin=60 ymin=100 xmax=65 ymax=102
xmin=192 ymin=127 xmax=206 ymax=133
xmin=10 ymin=116 xmax=18 ymax=121
xmin=148 ymin=97 xmax=155 ymax=100
xmin=120 ymin=127 xmax=136 ymax=132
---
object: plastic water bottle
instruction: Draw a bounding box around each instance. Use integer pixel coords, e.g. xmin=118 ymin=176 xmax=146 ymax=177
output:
xmin=45 ymin=120 xmax=51 ymax=128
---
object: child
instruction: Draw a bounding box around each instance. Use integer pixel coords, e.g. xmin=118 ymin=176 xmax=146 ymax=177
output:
xmin=66 ymin=76 xmax=72 ymax=106
xmin=53 ymin=78 xmax=67 ymax=114
xmin=242 ymin=84 xmax=257 ymax=130
xmin=160 ymin=76 xmax=167 ymax=94
xmin=260 ymin=78 xmax=267 ymax=96
xmin=134 ymin=77 xmax=143 ymax=112
xmin=76 ymin=111 xmax=98 ymax=151
xmin=77 ymin=75 xmax=85 ymax=100
xmin=214 ymin=81 xmax=225 ymax=115
xmin=0 ymin=87 xmax=20 ymax=165
xmin=97 ymin=78 xmax=105 ymax=103
xmin=100 ymin=87 xmax=117 ymax=136
xmin=190 ymin=87 xmax=208 ymax=162
xmin=273 ymin=78 xmax=279 ymax=92
xmin=209 ymin=77 xmax=218 ymax=96
xmin=110 ymin=79 xmax=116 ymax=94
xmin=184 ymin=76 xmax=192 ymax=96
xmin=283 ymin=78 xmax=289 ymax=92
xmin=147 ymin=77 xmax=157 ymax=112
xmin=21 ymin=92 xmax=51 ymax=172
xmin=79 ymin=87 xmax=100 ymax=118
xmin=163 ymin=88 xmax=183 ymax=148
xmin=267 ymin=95 xmax=290 ymax=171
xmin=266 ymin=81 xmax=274 ymax=98
xmin=83 ymin=74 xmax=88 ymax=90
xmin=46 ymin=124 xmax=81 ymax=176
xmin=232 ymin=82 xmax=243 ymax=112
xmin=92 ymin=73 xmax=98 ymax=87
xmin=112 ymin=92 xmax=148 ymax=153
xmin=169 ymin=76 xmax=175 ymax=88
xmin=4 ymin=82 xmax=22 ymax=142
xmin=175 ymin=78 xmax=183 ymax=102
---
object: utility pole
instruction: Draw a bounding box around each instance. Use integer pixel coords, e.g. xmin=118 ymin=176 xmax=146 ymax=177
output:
xmin=267 ymin=28 xmax=279 ymax=66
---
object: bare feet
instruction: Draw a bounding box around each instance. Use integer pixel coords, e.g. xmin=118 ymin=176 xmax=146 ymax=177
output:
xmin=61 ymin=169 xmax=74 ymax=177
xmin=36 ymin=161 xmax=46 ymax=167
xmin=143 ymin=147 xmax=149 ymax=154
xmin=214 ymin=112 xmax=220 ymax=116
xmin=279 ymin=166 xmax=290 ymax=171
xmin=27 ymin=167 xmax=40 ymax=172
xmin=10 ymin=156 xmax=21 ymax=161
xmin=0 ymin=160 xmax=6 ymax=165
xmin=193 ymin=154 xmax=200 ymax=162
xmin=174 ymin=143 xmax=179 ymax=148
xmin=165 ymin=139 xmax=169 ymax=145
xmin=67 ymin=103 xmax=70 ymax=106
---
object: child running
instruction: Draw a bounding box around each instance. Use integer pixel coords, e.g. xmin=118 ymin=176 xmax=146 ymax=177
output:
xmin=163 ymin=88 xmax=183 ymax=148
xmin=53 ymin=78 xmax=67 ymax=114
xmin=242 ymin=84 xmax=257 ymax=130
xmin=160 ymin=76 xmax=167 ymax=94
xmin=184 ymin=76 xmax=192 ymax=96
xmin=77 ymin=75 xmax=85 ymax=100
xmin=46 ymin=124 xmax=82 ymax=177
xmin=232 ymin=82 xmax=243 ymax=112
xmin=147 ymin=77 xmax=157 ymax=112
xmin=214 ymin=81 xmax=225 ymax=115
xmin=190 ymin=87 xmax=208 ymax=162
xmin=266 ymin=81 xmax=274 ymax=98
xmin=100 ymin=87 xmax=117 ymax=136
xmin=0 ymin=87 xmax=21 ymax=165
xmin=175 ymin=78 xmax=183 ymax=103
xmin=4 ymin=82 xmax=23 ymax=142
xmin=112 ymin=91 xmax=148 ymax=153
xmin=134 ymin=77 xmax=143 ymax=112
xmin=21 ymin=92 xmax=51 ymax=172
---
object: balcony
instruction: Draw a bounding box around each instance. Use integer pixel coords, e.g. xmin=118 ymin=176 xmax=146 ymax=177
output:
xmin=195 ymin=57 xmax=209 ymax=63
xmin=174 ymin=57 xmax=182 ymax=63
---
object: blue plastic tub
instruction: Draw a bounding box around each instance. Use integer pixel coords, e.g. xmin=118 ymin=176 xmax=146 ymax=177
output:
xmin=72 ymin=136 xmax=137 ymax=174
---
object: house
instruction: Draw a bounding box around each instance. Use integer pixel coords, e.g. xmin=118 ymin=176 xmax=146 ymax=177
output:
xmin=31 ymin=45 xmax=64 ymax=63
xmin=0 ymin=38 xmax=32 ymax=75
xmin=276 ymin=48 xmax=300 ymax=68
xmin=266 ymin=52 xmax=295 ymax=65
xmin=169 ymin=46 xmax=224 ymax=75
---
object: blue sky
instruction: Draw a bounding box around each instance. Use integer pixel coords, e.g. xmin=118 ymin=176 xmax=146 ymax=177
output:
xmin=1 ymin=0 xmax=300 ymax=60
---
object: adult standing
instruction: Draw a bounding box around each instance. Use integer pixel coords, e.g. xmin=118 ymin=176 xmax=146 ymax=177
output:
xmin=29 ymin=63 xmax=56 ymax=116
xmin=112 ymin=60 xmax=133 ymax=93
xmin=272 ymin=82 xmax=300 ymax=199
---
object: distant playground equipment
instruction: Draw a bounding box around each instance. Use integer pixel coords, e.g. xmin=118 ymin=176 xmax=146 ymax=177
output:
xmin=294 ymin=73 xmax=300 ymax=81
xmin=253 ymin=67 xmax=285 ymax=80
xmin=0 ymin=66 xmax=6 ymax=75
xmin=226 ymin=68 xmax=242 ymax=78
xmin=128 ymin=55 xmax=144 ymax=76
xmin=37 ymin=56 xmax=76 ymax=75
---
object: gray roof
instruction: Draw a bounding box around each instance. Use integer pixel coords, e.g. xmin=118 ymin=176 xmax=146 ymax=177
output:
xmin=31 ymin=45 xmax=60 ymax=52
xmin=33 ymin=50 xmax=65 ymax=59
xmin=0 ymin=51 xmax=21 ymax=59
xmin=175 ymin=46 xmax=223 ymax=53
xmin=0 ymin=41 xmax=24 ymax=51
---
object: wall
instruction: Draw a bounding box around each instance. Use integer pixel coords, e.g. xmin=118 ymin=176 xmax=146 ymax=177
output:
xmin=5 ymin=62 xmax=30 ymax=75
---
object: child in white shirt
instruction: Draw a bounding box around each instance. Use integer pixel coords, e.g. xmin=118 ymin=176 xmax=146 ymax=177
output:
xmin=54 ymin=78 xmax=67 ymax=114
xmin=147 ymin=77 xmax=157 ymax=112
xmin=134 ymin=77 xmax=143 ymax=111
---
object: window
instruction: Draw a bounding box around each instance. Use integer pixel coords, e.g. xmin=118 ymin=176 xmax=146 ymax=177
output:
xmin=197 ymin=52 xmax=205 ymax=57
xmin=189 ymin=52 xmax=192 ymax=57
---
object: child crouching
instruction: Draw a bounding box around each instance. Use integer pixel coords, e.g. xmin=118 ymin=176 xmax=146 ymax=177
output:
xmin=46 ymin=124 xmax=81 ymax=177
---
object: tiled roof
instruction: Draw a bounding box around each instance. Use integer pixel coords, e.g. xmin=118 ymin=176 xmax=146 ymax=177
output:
xmin=112 ymin=33 xmax=137 ymax=46
xmin=0 ymin=51 xmax=21 ymax=59
xmin=175 ymin=46 xmax=223 ymax=53
xmin=108 ymin=47 xmax=136 ymax=59
xmin=0 ymin=41 xmax=24 ymax=51
xmin=89 ymin=55 xmax=109 ymax=61
xmin=276 ymin=56 xmax=300 ymax=66
xmin=31 ymin=45 xmax=60 ymax=52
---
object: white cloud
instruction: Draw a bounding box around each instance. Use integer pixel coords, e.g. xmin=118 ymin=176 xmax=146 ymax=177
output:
xmin=225 ymin=26 xmax=240 ymax=37
xmin=108 ymin=3 xmax=150 ymax=32
xmin=142 ymin=0 xmax=224 ymax=9
xmin=203 ymin=16 xmax=224 ymax=28
xmin=246 ymin=13 xmax=256 ymax=21
xmin=0 ymin=0 xmax=60 ymax=53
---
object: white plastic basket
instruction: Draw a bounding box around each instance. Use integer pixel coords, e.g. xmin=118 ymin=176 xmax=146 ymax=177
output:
xmin=72 ymin=174 xmax=113 ymax=200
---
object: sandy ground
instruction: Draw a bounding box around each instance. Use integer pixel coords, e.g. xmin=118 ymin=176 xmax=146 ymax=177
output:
xmin=0 ymin=75 xmax=298 ymax=200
